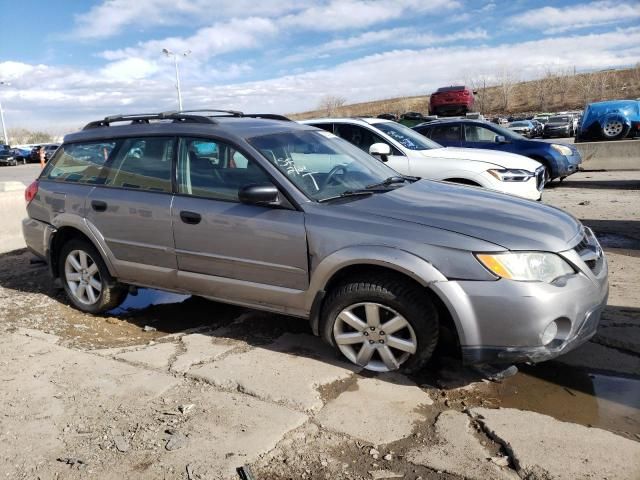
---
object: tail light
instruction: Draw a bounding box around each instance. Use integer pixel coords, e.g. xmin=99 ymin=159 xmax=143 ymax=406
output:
xmin=25 ymin=180 xmax=39 ymax=204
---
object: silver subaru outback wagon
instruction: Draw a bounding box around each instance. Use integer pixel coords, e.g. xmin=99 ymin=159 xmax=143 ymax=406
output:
xmin=22 ymin=111 xmax=608 ymax=372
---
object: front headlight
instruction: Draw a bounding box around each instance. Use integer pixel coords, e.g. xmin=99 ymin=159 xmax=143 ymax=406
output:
xmin=487 ymin=169 xmax=534 ymax=182
xmin=551 ymin=144 xmax=573 ymax=156
xmin=476 ymin=252 xmax=575 ymax=283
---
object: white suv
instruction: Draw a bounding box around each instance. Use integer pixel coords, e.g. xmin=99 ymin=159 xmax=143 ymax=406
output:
xmin=300 ymin=118 xmax=545 ymax=200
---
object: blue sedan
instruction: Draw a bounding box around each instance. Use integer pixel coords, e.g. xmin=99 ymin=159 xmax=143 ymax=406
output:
xmin=413 ymin=119 xmax=582 ymax=181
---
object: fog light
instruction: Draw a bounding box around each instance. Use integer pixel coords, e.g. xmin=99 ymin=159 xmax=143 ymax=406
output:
xmin=541 ymin=321 xmax=558 ymax=345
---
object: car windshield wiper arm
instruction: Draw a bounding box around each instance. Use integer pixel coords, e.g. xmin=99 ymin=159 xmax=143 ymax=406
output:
xmin=365 ymin=176 xmax=414 ymax=190
xmin=317 ymin=190 xmax=377 ymax=203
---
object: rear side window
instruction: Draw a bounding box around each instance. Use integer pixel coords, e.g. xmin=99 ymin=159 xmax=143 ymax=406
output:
xmin=428 ymin=125 xmax=461 ymax=142
xmin=43 ymin=141 xmax=116 ymax=183
xmin=102 ymin=137 xmax=174 ymax=192
xmin=464 ymin=125 xmax=498 ymax=142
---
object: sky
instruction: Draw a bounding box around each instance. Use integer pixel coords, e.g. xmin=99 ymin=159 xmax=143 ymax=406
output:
xmin=0 ymin=0 xmax=639 ymax=131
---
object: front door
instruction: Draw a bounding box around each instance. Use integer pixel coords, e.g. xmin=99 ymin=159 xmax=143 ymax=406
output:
xmin=85 ymin=136 xmax=177 ymax=288
xmin=171 ymin=137 xmax=308 ymax=307
xmin=332 ymin=123 xmax=410 ymax=173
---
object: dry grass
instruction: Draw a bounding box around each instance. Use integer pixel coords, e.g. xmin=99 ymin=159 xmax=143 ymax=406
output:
xmin=289 ymin=66 xmax=640 ymax=120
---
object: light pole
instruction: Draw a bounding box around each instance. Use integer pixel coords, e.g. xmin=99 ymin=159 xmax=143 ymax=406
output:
xmin=0 ymin=81 xmax=9 ymax=145
xmin=162 ymin=48 xmax=191 ymax=111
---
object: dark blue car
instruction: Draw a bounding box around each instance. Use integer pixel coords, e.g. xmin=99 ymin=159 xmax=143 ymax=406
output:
xmin=576 ymin=99 xmax=640 ymax=142
xmin=413 ymin=119 xmax=582 ymax=181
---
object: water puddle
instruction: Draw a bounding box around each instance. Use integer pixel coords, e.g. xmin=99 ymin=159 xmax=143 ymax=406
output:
xmin=484 ymin=361 xmax=640 ymax=437
xmin=109 ymin=288 xmax=191 ymax=315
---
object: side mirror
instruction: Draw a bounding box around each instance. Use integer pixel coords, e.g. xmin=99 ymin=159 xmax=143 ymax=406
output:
xmin=238 ymin=184 xmax=280 ymax=206
xmin=369 ymin=143 xmax=391 ymax=162
xmin=494 ymin=135 xmax=507 ymax=143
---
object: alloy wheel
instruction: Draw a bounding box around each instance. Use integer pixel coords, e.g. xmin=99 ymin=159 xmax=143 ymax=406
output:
xmin=333 ymin=302 xmax=417 ymax=372
xmin=64 ymin=249 xmax=102 ymax=305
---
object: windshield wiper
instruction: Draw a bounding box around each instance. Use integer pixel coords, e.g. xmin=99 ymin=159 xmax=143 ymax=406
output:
xmin=365 ymin=175 xmax=416 ymax=189
xmin=318 ymin=190 xmax=377 ymax=203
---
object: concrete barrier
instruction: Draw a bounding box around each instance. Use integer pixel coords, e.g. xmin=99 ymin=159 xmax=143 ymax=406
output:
xmin=0 ymin=183 xmax=27 ymax=254
xmin=575 ymin=139 xmax=640 ymax=170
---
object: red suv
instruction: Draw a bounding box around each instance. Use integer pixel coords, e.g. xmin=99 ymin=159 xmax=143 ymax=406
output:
xmin=429 ymin=85 xmax=475 ymax=116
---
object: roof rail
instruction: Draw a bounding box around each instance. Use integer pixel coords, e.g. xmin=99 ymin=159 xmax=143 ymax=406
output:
xmin=82 ymin=109 xmax=292 ymax=130
xmin=82 ymin=111 xmax=219 ymax=130
xmin=242 ymin=113 xmax=291 ymax=121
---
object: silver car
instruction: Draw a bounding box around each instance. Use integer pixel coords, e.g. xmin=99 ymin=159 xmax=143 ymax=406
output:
xmin=22 ymin=111 xmax=608 ymax=372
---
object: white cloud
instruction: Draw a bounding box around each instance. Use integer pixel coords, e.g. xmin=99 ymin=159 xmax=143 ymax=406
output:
xmin=101 ymin=17 xmax=277 ymax=62
xmin=281 ymin=0 xmax=460 ymax=31
xmin=100 ymin=58 xmax=160 ymax=80
xmin=2 ymin=27 xmax=639 ymax=130
xmin=280 ymin=27 xmax=488 ymax=64
xmin=71 ymin=0 xmax=299 ymax=39
xmin=510 ymin=1 xmax=640 ymax=34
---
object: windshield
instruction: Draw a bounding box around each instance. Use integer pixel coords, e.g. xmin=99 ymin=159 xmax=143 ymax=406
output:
xmin=248 ymin=130 xmax=404 ymax=202
xmin=509 ymin=121 xmax=530 ymax=127
xmin=548 ymin=116 xmax=570 ymax=123
xmin=372 ymin=122 xmax=441 ymax=150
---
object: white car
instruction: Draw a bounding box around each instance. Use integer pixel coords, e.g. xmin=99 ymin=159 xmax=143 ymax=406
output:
xmin=300 ymin=118 xmax=545 ymax=201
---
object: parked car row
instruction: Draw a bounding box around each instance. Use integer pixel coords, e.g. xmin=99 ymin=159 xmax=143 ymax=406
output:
xmin=0 ymin=143 xmax=60 ymax=166
xmin=22 ymin=110 xmax=607 ymax=374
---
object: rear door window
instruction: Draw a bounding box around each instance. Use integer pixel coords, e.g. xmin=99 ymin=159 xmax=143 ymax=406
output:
xmin=428 ymin=124 xmax=462 ymax=142
xmin=43 ymin=141 xmax=116 ymax=184
xmin=102 ymin=137 xmax=174 ymax=192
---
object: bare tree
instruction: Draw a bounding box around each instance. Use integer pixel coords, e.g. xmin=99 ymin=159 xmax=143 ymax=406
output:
xmin=466 ymin=75 xmax=491 ymax=114
xmin=497 ymin=68 xmax=517 ymax=111
xmin=8 ymin=127 xmax=54 ymax=145
xmin=574 ymin=72 xmax=598 ymax=107
xmin=551 ymin=67 xmax=574 ymax=106
xmin=318 ymin=95 xmax=347 ymax=116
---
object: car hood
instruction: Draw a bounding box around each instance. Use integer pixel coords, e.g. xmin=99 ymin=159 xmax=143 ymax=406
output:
xmin=420 ymin=147 xmax=541 ymax=171
xmin=339 ymin=180 xmax=581 ymax=252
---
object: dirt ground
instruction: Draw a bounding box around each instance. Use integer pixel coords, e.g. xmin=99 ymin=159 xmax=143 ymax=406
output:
xmin=0 ymin=171 xmax=639 ymax=480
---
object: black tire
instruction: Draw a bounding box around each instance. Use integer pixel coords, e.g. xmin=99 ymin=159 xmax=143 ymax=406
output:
xmin=321 ymin=274 xmax=439 ymax=373
xmin=59 ymin=238 xmax=127 ymax=314
xmin=600 ymin=116 xmax=630 ymax=140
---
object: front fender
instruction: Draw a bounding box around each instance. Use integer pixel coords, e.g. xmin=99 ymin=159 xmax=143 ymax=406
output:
xmin=305 ymin=245 xmax=448 ymax=334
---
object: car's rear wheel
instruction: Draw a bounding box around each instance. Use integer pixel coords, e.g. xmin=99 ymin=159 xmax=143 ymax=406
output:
xmin=322 ymin=275 xmax=439 ymax=373
xmin=59 ymin=239 xmax=127 ymax=313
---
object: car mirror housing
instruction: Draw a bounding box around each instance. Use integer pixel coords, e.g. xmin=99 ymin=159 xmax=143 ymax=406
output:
xmin=369 ymin=142 xmax=391 ymax=162
xmin=238 ymin=184 xmax=280 ymax=206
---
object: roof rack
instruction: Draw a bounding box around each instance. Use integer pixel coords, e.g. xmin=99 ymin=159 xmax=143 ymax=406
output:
xmin=82 ymin=110 xmax=292 ymax=130
xmin=82 ymin=112 xmax=219 ymax=130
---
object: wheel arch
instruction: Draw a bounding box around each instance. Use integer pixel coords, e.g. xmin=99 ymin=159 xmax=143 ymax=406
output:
xmin=307 ymin=247 xmax=462 ymax=353
xmin=49 ymin=224 xmax=115 ymax=279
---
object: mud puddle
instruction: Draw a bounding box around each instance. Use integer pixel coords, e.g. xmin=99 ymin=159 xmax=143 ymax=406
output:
xmin=109 ymin=288 xmax=191 ymax=315
xmin=483 ymin=361 xmax=640 ymax=438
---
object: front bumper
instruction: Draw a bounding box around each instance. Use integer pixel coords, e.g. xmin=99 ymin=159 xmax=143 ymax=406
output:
xmin=431 ymin=240 xmax=609 ymax=365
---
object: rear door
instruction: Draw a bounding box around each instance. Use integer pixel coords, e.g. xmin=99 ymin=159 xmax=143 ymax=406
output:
xmin=85 ymin=136 xmax=177 ymax=289
xmin=171 ymin=136 xmax=308 ymax=305
xmin=417 ymin=123 xmax=463 ymax=147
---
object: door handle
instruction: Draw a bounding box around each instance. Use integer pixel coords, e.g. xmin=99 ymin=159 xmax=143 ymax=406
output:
xmin=180 ymin=210 xmax=202 ymax=225
xmin=91 ymin=200 xmax=107 ymax=212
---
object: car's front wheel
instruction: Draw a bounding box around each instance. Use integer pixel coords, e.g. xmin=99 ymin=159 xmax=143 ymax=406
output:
xmin=322 ymin=275 xmax=439 ymax=372
xmin=59 ymin=239 xmax=127 ymax=314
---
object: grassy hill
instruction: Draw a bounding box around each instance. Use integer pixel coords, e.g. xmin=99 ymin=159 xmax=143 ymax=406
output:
xmin=290 ymin=65 xmax=640 ymax=120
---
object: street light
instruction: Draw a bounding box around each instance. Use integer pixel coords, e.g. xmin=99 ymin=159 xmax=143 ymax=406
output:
xmin=162 ymin=48 xmax=191 ymax=111
xmin=0 ymin=81 xmax=9 ymax=145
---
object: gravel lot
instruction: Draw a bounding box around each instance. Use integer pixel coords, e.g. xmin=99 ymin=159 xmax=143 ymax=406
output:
xmin=0 ymin=171 xmax=638 ymax=480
